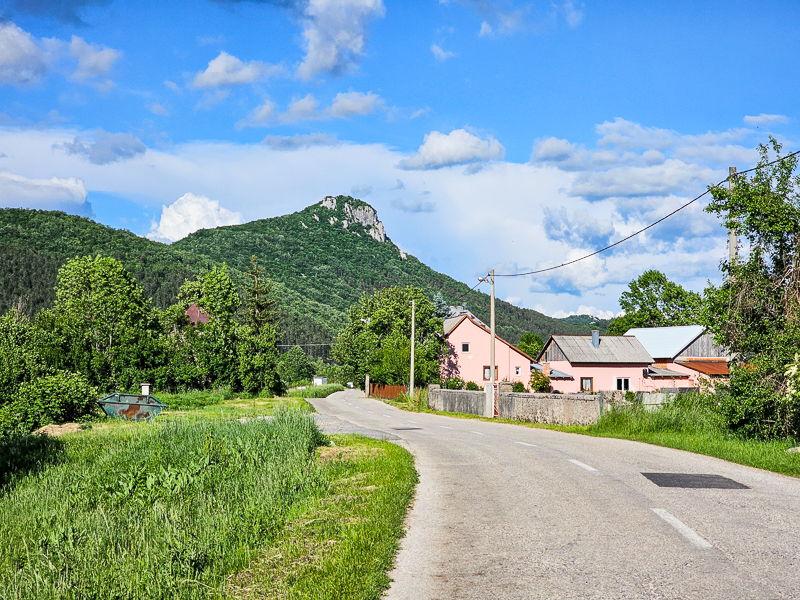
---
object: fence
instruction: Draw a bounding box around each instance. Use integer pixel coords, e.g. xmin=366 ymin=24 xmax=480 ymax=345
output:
xmin=370 ymin=383 xmax=407 ymax=400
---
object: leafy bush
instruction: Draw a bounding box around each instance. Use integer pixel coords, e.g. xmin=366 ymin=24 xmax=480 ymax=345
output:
xmin=529 ymin=371 xmax=551 ymax=393
xmin=10 ymin=371 xmax=98 ymax=432
xmin=442 ymin=377 xmax=465 ymax=390
xmin=512 ymin=381 xmax=527 ymax=393
xmin=286 ymin=384 xmax=345 ymax=399
xmin=277 ymin=346 xmax=316 ymax=386
xmin=465 ymin=381 xmax=481 ymax=391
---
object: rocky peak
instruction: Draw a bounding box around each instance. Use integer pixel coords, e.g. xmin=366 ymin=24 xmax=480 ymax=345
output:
xmin=316 ymin=195 xmax=387 ymax=243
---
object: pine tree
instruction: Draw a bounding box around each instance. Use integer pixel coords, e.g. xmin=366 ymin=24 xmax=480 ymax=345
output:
xmin=243 ymin=255 xmax=279 ymax=336
xmin=432 ymin=291 xmax=450 ymax=319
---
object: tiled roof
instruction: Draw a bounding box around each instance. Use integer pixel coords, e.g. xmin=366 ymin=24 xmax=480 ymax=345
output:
xmin=550 ymin=334 xmax=653 ymax=364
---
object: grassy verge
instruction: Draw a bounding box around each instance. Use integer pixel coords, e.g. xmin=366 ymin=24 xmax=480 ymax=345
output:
xmin=375 ymin=393 xmax=800 ymax=478
xmin=0 ymin=404 xmax=417 ymax=599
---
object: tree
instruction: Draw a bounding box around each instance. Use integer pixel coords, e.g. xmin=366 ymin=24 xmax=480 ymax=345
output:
xmin=242 ymin=255 xmax=279 ymax=335
xmin=606 ymin=270 xmax=702 ymax=335
xmin=42 ymin=255 xmax=161 ymax=391
xmin=432 ymin=291 xmax=450 ymax=319
xmin=517 ymin=333 xmax=543 ymax=358
xmin=332 ymin=286 xmax=445 ymax=389
xmin=277 ymin=346 xmax=315 ymax=385
xmin=704 ymin=138 xmax=800 ymax=437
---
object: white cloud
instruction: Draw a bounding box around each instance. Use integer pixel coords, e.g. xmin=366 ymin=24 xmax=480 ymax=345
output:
xmin=191 ymin=51 xmax=282 ymax=88
xmin=68 ymin=36 xmax=120 ymax=81
xmin=0 ymin=170 xmax=87 ymax=206
xmin=284 ymin=94 xmax=320 ymax=122
xmin=431 ymin=43 xmax=456 ymax=61
xmin=549 ymin=305 xmax=616 ymax=320
xmin=410 ymin=106 xmax=431 ymax=119
xmin=57 ymin=131 xmax=147 ymax=165
xmin=329 ymin=90 xmax=384 ymax=118
xmin=262 ymin=133 xmax=338 ymax=150
xmin=0 ymin=21 xmax=50 ymax=85
xmin=391 ymin=198 xmax=435 ymax=213
xmin=478 ymin=21 xmax=493 ymax=37
xmin=560 ymin=2 xmax=584 ymax=27
xmin=351 ymin=184 xmax=372 ymax=196
xmin=743 ymin=113 xmax=789 ymax=126
xmin=296 ymin=0 xmax=385 ymax=80
xmin=147 ymin=193 xmax=243 ymax=243
xmin=397 ymin=129 xmax=505 ymax=170
xmin=149 ymin=103 xmax=169 ymax=116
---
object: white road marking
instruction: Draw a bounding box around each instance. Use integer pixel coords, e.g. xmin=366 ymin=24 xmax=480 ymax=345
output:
xmin=407 ymin=420 xmax=419 ymax=424
xmin=515 ymin=442 xmax=538 ymax=447
xmin=651 ymin=509 xmax=713 ymax=548
xmin=438 ymin=425 xmax=453 ymax=430
xmin=569 ymin=459 xmax=598 ymax=472
xmin=366 ymin=410 xmax=375 ymax=414
xmin=471 ymin=431 xmax=486 ymax=435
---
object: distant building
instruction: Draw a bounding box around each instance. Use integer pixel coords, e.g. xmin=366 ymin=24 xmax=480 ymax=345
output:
xmin=624 ymin=325 xmax=729 ymax=388
xmin=185 ymin=303 xmax=210 ymax=325
xmin=313 ymin=376 xmax=328 ymax=386
xmin=442 ymin=308 xmax=533 ymax=386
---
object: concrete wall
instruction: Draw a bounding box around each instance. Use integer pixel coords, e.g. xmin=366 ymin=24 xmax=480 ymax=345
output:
xmin=498 ymin=392 xmax=602 ymax=426
xmin=545 ymin=361 xmax=652 ymax=393
xmin=427 ymin=385 xmax=485 ymax=416
xmin=428 ymin=385 xmax=605 ymax=425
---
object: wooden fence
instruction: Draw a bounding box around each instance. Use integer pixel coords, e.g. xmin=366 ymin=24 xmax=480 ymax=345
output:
xmin=370 ymin=383 xmax=407 ymax=400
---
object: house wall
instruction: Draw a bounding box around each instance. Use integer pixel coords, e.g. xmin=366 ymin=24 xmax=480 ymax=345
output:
xmin=641 ymin=361 xmax=702 ymax=391
xmin=445 ymin=318 xmax=530 ymax=386
xmin=544 ymin=361 xmax=651 ymax=393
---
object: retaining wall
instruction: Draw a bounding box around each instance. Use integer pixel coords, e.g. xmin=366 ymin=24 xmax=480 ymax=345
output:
xmin=427 ymin=385 xmax=485 ymax=416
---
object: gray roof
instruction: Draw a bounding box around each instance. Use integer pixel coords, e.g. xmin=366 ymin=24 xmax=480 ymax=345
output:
xmin=625 ymin=325 xmax=705 ymax=359
xmin=647 ymin=365 xmax=691 ymax=378
xmin=550 ymin=335 xmax=653 ymax=364
xmin=531 ymin=363 xmax=573 ymax=379
xmin=443 ymin=308 xmax=487 ymax=336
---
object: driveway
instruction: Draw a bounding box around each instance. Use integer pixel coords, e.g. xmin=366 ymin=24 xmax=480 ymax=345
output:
xmin=311 ymin=389 xmax=800 ymax=599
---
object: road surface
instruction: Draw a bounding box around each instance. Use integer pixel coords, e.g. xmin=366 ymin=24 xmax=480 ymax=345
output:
xmin=311 ymin=389 xmax=800 ymax=600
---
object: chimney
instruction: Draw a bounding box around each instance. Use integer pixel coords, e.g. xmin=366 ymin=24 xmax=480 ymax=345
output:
xmin=141 ymin=382 xmax=151 ymax=396
xmin=591 ymin=330 xmax=600 ymax=349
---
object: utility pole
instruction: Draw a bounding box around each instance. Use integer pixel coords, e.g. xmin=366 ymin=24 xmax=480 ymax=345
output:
xmin=728 ymin=166 xmax=738 ymax=265
xmin=490 ymin=269 xmax=496 ymax=417
xmin=409 ymin=299 xmax=415 ymax=400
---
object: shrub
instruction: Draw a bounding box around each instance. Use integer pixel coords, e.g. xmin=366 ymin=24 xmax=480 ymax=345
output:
xmin=512 ymin=381 xmax=527 ymax=393
xmin=15 ymin=371 xmax=98 ymax=431
xmin=442 ymin=377 xmax=465 ymax=390
xmin=529 ymin=371 xmax=551 ymax=393
xmin=624 ymin=390 xmax=636 ymax=403
xmin=465 ymin=381 xmax=481 ymax=391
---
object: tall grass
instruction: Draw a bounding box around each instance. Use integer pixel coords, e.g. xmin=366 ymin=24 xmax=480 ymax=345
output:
xmin=286 ymin=384 xmax=345 ymax=399
xmin=0 ymin=407 xmax=326 ymax=599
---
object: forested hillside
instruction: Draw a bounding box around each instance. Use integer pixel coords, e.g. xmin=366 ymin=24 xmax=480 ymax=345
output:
xmin=0 ymin=198 xmax=597 ymax=346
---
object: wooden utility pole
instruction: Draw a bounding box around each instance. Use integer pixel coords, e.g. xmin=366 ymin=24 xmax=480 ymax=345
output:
xmin=729 ymin=166 xmax=738 ymax=265
xmin=410 ymin=299 xmax=415 ymax=399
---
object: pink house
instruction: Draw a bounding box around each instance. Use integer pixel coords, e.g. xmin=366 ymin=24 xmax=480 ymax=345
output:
xmin=538 ymin=331 xmax=656 ymax=393
xmin=625 ymin=325 xmax=729 ymax=390
xmin=442 ymin=310 xmax=534 ymax=386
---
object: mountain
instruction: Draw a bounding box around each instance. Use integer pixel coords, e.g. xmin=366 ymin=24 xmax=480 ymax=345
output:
xmin=555 ymin=314 xmax=612 ymax=333
xmin=0 ymin=197 xmax=600 ymax=349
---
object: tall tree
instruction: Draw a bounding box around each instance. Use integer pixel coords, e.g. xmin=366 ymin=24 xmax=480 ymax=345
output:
xmin=606 ymin=270 xmax=702 ymax=335
xmin=432 ymin=291 xmax=450 ymax=319
xmin=242 ymin=255 xmax=279 ymax=335
xmin=333 ymin=287 xmax=445 ymax=388
xmin=517 ymin=333 xmax=543 ymax=358
xmin=704 ymin=138 xmax=800 ymax=437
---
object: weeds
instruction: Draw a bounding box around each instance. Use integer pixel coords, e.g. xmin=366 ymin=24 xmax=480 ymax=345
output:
xmin=286 ymin=384 xmax=346 ymax=399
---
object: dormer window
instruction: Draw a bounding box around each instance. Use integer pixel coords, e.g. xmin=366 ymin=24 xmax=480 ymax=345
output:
xmin=462 ymin=342 xmax=470 ymax=353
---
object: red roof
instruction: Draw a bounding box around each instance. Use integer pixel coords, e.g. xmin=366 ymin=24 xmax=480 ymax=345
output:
xmin=185 ymin=303 xmax=210 ymax=325
xmin=676 ymin=359 xmax=729 ymax=376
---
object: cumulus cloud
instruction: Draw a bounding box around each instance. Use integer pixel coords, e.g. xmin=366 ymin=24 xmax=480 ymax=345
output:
xmin=542 ymin=206 xmax=615 ymax=247
xmin=431 ymin=43 xmax=456 ymax=61
xmin=328 ymin=91 xmax=384 ymax=118
xmin=284 ymin=94 xmax=320 ymax=122
xmin=68 ymin=35 xmax=120 ymax=81
xmin=147 ymin=193 xmax=243 ymax=243
xmin=191 ymin=51 xmax=282 ymax=88
xmin=0 ymin=22 xmax=51 ymax=86
xmin=262 ymin=133 xmax=338 ymax=150
xmin=397 ymin=129 xmax=505 ymax=170
xmin=57 ymin=131 xmax=147 ymax=165
xmin=0 ymin=170 xmax=92 ymax=215
xmin=391 ymin=198 xmax=436 ymax=213
xmin=743 ymin=113 xmax=789 ymax=126
xmin=570 ymin=160 xmax=713 ymax=199
xmin=296 ymin=0 xmax=385 ymax=79
xmin=549 ymin=305 xmax=616 ymax=320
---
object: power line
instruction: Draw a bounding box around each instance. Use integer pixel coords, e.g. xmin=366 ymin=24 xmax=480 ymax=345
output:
xmin=449 ymin=278 xmax=485 ymax=305
xmin=492 ymin=149 xmax=800 ymax=278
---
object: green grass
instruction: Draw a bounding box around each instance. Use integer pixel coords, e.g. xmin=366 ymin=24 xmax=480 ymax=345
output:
xmin=286 ymin=384 xmax=346 ymax=399
xmin=0 ymin=403 xmax=417 ymax=599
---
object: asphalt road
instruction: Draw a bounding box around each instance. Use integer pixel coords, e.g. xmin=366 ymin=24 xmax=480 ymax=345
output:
xmin=311 ymin=389 xmax=800 ymax=600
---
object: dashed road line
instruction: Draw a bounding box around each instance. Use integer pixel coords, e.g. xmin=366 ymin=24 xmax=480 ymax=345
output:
xmin=407 ymin=420 xmax=419 ymax=424
xmin=515 ymin=441 xmax=538 ymax=447
xmin=569 ymin=459 xmax=598 ymax=472
xmin=471 ymin=431 xmax=486 ymax=435
xmin=651 ymin=509 xmax=713 ymax=548
xmin=438 ymin=425 xmax=453 ymax=430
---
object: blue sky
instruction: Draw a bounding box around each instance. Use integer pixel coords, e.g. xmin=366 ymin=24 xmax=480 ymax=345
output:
xmin=1 ymin=0 xmax=798 ymax=318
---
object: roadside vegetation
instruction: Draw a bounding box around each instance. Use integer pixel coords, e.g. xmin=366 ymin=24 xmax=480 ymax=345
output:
xmin=0 ymin=399 xmax=417 ymax=600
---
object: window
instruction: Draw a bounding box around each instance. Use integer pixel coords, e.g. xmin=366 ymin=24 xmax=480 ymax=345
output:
xmin=515 ymin=366 xmax=521 ymax=376
xmin=461 ymin=342 xmax=470 ymax=353
xmin=483 ymin=365 xmax=498 ymax=380
xmin=580 ymin=377 xmax=593 ymax=392
xmin=616 ymin=378 xmax=630 ymax=391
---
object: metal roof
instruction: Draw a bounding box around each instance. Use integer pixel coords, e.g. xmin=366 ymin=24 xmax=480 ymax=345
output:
xmin=531 ymin=363 xmax=573 ymax=379
xmin=676 ymin=359 xmax=729 ymax=376
xmin=550 ymin=335 xmax=653 ymax=364
xmin=647 ymin=366 xmax=690 ymax=379
xmin=624 ymin=325 xmax=705 ymax=359
xmin=443 ymin=308 xmax=487 ymax=335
